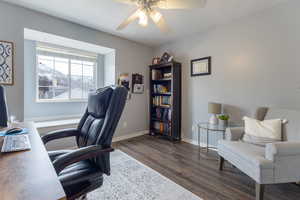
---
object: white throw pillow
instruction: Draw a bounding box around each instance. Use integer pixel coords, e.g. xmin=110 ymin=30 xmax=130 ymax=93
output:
xmin=242 ymin=117 xmax=283 ymax=146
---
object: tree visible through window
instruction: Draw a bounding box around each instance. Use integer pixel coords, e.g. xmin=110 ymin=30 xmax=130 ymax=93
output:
xmin=37 ymin=53 xmax=96 ymax=101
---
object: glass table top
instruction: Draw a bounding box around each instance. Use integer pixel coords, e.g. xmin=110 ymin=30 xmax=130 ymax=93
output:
xmin=197 ymin=122 xmax=242 ymax=131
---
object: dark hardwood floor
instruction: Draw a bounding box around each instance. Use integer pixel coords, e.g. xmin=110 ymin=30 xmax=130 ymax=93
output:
xmin=113 ymin=135 xmax=300 ymax=200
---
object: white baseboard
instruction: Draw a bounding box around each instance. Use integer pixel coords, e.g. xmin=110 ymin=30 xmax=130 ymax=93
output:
xmin=112 ymin=130 xmax=149 ymax=142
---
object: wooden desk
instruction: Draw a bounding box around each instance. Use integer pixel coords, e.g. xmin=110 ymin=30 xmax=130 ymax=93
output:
xmin=0 ymin=122 xmax=66 ymax=200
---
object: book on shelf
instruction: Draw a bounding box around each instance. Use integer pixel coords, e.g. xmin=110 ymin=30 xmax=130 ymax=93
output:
xmin=153 ymin=122 xmax=170 ymax=134
xmin=153 ymin=108 xmax=172 ymax=121
xmin=152 ymin=70 xmax=162 ymax=80
xmin=153 ymin=84 xmax=170 ymax=94
xmin=152 ymin=96 xmax=171 ymax=107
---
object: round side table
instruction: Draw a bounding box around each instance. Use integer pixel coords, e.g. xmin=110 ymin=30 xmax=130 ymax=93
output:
xmin=197 ymin=122 xmax=242 ymax=153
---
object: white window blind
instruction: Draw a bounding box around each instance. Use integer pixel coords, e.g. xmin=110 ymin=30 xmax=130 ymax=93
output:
xmin=36 ymin=43 xmax=97 ymax=102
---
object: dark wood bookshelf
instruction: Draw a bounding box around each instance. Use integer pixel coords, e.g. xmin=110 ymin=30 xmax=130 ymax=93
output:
xmin=149 ymin=61 xmax=182 ymax=141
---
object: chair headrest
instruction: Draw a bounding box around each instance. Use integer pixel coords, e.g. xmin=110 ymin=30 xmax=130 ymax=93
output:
xmin=88 ymin=87 xmax=113 ymax=118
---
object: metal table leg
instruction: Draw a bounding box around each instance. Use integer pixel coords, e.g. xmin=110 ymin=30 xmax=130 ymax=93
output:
xmin=206 ymin=128 xmax=209 ymax=153
xmin=198 ymin=125 xmax=200 ymax=150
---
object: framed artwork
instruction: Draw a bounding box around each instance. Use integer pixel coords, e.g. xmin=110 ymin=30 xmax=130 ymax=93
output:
xmin=0 ymin=41 xmax=14 ymax=85
xmin=191 ymin=56 xmax=211 ymax=77
xmin=118 ymin=73 xmax=131 ymax=99
xmin=132 ymin=73 xmax=144 ymax=94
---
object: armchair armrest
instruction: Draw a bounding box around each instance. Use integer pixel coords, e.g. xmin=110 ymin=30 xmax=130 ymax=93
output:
xmin=52 ymin=145 xmax=114 ymax=174
xmin=265 ymin=142 xmax=300 ymax=162
xmin=225 ymin=127 xmax=244 ymax=141
xmin=42 ymin=128 xmax=79 ymax=144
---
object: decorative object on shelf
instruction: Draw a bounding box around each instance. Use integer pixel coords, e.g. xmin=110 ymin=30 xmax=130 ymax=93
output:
xmin=0 ymin=85 xmax=8 ymax=127
xmin=118 ymin=73 xmax=131 ymax=99
xmin=218 ymin=114 xmax=230 ymax=126
xmin=160 ymin=52 xmax=173 ymax=64
xmin=0 ymin=41 xmax=14 ymax=85
xmin=191 ymin=56 xmax=211 ymax=76
xmin=208 ymin=102 xmax=222 ymax=125
xmin=151 ymin=69 xmax=163 ymax=80
xmin=132 ymin=73 xmax=144 ymax=94
xmin=152 ymin=57 xmax=161 ymax=65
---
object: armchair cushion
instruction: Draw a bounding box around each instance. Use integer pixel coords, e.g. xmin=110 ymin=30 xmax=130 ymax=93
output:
xmin=218 ymin=140 xmax=274 ymax=184
xmin=225 ymin=127 xmax=244 ymax=141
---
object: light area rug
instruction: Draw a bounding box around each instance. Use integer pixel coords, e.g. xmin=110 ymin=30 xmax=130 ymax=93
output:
xmin=87 ymin=150 xmax=202 ymax=200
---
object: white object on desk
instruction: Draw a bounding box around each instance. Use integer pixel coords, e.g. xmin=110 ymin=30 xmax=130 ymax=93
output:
xmin=1 ymin=134 xmax=31 ymax=152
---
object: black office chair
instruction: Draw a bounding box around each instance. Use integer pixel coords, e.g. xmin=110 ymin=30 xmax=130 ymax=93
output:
xmin=42 ymin=86 xmax=128 ymax=200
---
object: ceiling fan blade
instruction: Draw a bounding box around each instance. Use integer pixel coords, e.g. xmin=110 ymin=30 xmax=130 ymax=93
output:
xmin=117 ymin=9 xmax=140 ymax=30
xmin=156 ymin=0 xmax=207 ymax=9
xmin=113 ymin=0 xmax=137 ymax=5
xmin=149 ymin=10 xmax=171 ymax=33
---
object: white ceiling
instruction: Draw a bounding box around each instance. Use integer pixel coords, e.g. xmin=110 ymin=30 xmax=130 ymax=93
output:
xmin=3 ymin=0 xmax=289 ymax=47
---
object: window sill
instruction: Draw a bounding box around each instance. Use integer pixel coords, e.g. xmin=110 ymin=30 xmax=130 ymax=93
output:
xmin=36 ymin=99 xmax=88 ymax=103
xmin=35 ymin=118 xmax=80 ymax=129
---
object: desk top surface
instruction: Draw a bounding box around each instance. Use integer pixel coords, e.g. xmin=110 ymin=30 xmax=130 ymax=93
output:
xmin=0 ymin=122 xmax=66 ymax=200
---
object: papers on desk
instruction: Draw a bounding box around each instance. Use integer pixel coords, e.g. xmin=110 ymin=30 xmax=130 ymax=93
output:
xmin=0 ymin=128 xmax=28 ymax=136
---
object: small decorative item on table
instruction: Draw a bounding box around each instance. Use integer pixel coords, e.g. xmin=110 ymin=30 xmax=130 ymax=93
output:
xmin=218 ymin=114 xmax=230 ymax=127
xmin=208 ymin=102 xmax=222 ymax=125
xmin=191 ymin=56 xmax=211 ymax=76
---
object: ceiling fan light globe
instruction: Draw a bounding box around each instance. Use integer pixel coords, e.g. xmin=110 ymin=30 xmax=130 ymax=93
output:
xmin=138 ymin=10 xmax=148 ymax=26
xmin=139 ymin=16 xmax=148 ymax=26
xmin=150 ymin=10 xmax=162 ymax=23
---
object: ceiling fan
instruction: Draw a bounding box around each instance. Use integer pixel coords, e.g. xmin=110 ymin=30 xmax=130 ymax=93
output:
xmin=115 ymin=0 xmax=207 ymax=32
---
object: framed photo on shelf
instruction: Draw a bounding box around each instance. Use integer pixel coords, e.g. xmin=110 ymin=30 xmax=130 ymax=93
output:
xmin=0 ymin=40 xmax=14 ymax=85
xmin=191 ymin=56 xmax=211 ymax=77
xmin=152 ymin=57 xmax=160 ymax=65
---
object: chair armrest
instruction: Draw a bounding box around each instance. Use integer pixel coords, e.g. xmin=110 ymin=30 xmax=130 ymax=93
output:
xmin=52 ymin=145 xmax=114 ymax=174
xmin=225 ymin=127 xmax=244 ymax=141
xmin=42 ymin=128 xmax=79 ymax=144
xmin=265 ymin=142 xmax=300 ymax=162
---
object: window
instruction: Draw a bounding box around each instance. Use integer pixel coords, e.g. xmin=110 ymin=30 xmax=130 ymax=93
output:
xmin=36 ymin=44 xmax=97 ymax=101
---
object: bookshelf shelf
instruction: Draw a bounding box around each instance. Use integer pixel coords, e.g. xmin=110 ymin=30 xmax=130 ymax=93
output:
xmin=149 ymin=61 xmax=182 ymax=141
xmin=152 ymin=93 xmax=172 ymax=96
xmin=151 ymin=118 xmax=171 ymax=123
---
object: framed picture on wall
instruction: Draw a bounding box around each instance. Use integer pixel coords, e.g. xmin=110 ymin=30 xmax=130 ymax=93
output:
xmin=0 ymin=40 xmax=14 ymax=85
xmin=191 ymin=56 xmax=211 ymax=77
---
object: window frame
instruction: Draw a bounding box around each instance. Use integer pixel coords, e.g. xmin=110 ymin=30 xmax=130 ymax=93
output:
xmin=35 ymin=49 xmax=98 ymax=103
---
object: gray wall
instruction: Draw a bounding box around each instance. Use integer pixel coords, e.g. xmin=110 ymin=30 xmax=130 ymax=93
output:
xmin=24 ymin=39 xmax=98 ymax=120
xmin=0 ymin=1 xmax=153 ymax=137
xmin=155 ymin=1 xmax=300 ymax=143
